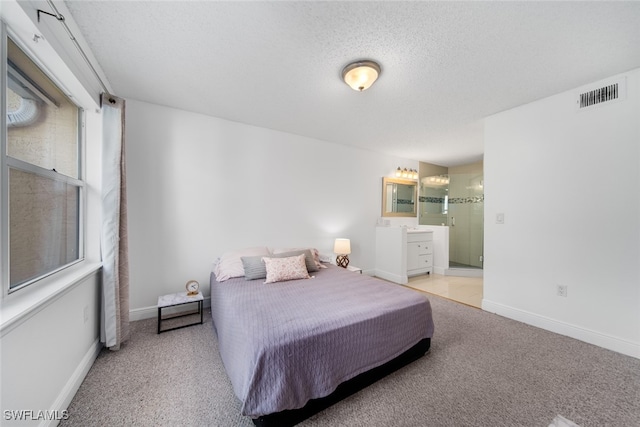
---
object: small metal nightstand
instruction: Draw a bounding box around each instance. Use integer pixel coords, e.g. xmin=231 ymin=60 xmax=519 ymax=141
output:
xmin=157 ymin=291 xmax=204 ymax=334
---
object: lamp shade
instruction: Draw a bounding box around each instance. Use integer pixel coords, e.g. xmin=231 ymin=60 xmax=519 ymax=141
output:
xmin=342 ymin=60 xmax=381 ymax=91
xmin=333 ymin=238 xmax=351 ymax=255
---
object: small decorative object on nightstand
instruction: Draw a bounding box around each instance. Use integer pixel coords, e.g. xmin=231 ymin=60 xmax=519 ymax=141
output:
xmin=185 ymin=279 xmax=199 ymax=296
xmin=334 ymin=238 xmax=351 ymax=268
xmin=157 ymin=289 xmax=204 ymax=334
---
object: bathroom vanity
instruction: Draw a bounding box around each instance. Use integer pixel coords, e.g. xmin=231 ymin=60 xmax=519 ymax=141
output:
xmin=375 ymin=226 xmax=433 ymax=285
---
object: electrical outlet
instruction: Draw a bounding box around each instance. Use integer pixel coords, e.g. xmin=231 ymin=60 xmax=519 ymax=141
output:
xmin=557 ymin=285 xmax=568 ymax=297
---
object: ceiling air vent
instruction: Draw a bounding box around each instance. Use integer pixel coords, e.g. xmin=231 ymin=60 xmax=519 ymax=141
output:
xmin=576 ymin=77 xmax=626 ymax=111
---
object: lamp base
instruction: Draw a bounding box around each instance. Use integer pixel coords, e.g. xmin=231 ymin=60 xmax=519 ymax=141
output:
xmin=336 ymin=255 xmax=350 ymax=268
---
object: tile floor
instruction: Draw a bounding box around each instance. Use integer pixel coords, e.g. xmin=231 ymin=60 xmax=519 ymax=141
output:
xmin=404 ymin=273 xmax=483 ymax=308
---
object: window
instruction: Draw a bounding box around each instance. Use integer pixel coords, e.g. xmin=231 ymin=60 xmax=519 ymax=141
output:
xmin=3 ymin=35 xmax=84 ymax=292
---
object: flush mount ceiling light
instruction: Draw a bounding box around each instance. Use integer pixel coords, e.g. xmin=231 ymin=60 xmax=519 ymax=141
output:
xmin=341 ymin=60 xmax=381 ymax=91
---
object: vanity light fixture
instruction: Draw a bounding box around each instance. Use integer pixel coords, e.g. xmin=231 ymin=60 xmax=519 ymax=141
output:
xmin=394 ymin=167 xmax=419 ymax=180
xmin=333 ymin=238 xmax=351 ymax=268
xmin=426 ymin=175 xmax=450 ymax=185
xmin=342 ymin=60 xmax=381 ymax=91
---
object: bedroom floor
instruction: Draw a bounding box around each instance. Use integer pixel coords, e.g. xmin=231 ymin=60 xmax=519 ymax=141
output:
xmin=405 ymin=274 xmax=483 ymax=308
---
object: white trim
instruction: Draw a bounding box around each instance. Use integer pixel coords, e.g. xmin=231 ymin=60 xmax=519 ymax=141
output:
xmin=482 ymin=299 xmax=640 ymax=359
xmin=0 ymin=262 xmax=102 ymax=337
xmin=374 ymin=269 xmax=408 ymax=285
xmin=42 ymin=338 xmax=102 ymax=427
xmin=444 ymin=268 xmax=483 ymax=278
xmin=1 ymin=22 xmax=9 ymax=298
xmin=0 ymin=0 xmax=103 ymax=110
xmin=432 ymin=266 xmax=446 ymax=275
xmin=130 ymin=297 xmax=212 ymax=321
xmin=362 ymin=268 xmax=376 ymax=277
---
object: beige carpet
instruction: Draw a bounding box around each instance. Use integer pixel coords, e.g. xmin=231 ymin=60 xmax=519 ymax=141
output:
xmin=61 ymin=293 xmax=640 ymax=426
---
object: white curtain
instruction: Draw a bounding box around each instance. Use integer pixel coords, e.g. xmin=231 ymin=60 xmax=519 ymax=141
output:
xmin=100 ymin=94 xmax=130 ymax=350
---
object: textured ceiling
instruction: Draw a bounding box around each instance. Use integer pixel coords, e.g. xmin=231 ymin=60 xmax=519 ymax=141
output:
xmin=64 ymin=1 xmax=640 ymax=166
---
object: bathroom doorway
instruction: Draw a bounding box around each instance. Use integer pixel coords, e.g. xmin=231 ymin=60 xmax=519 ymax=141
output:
xmin=419 ymin=160 xmax=483 ymax=276
xmin=448 ymin=164 xmax=483 ymax=271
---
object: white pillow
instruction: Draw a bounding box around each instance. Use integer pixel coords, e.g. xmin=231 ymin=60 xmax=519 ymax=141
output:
xmin=262 ymin=254 xmax=311 ymax=284
xmin=214 ymin=246 xmax=270 ymax=282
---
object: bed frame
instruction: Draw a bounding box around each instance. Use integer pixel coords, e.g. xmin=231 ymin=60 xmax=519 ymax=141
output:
xmin=252 ymin=338 xmax=430 ymax=427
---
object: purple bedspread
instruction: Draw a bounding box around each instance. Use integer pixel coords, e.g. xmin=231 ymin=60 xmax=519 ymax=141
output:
xmin=210 ymin=264 xmax=434 ymax=418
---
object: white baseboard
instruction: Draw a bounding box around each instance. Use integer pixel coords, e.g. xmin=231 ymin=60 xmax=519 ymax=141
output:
xmin=374 ymin=269 xmax=407 ymax=285
xmin=130 ymin=297 xmax=211 ymax=321
xmin=129 ymin=305 xmax=158 ymax=321
xmin=433 ymin=266 xmax=446 ymax=275
xmin=482 ymin=299 xmax=640 ymax=359
xmin=445 ymin=268 xmax=483 ymax=278
xmin=44 ymin=338 xmax=102 ymax=427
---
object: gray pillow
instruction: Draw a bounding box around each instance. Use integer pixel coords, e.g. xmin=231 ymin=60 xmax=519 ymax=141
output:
xmin=242 ymin=249 xmax=318 ymax=280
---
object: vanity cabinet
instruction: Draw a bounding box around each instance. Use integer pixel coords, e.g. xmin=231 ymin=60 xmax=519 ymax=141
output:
xmin=375 ymin=227 xmax=433 ymax=285
xmin=407 ymin=233 xmax=433 ymax=275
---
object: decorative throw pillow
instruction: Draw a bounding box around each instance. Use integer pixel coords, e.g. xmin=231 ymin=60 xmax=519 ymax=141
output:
xmin=271 ymin=247 xmax=327 ymax=269
xmin=242 ymin=249 xmax=317 ymax=281
xmin=262 ymin=254 xmax=311 ymax=284
xmin=214 ymin=246 xmax=270 ymax=282
xmin=241 ymin=256 xmax=268 ymax=281
xmin=309 ymin=248 xmax=328 ymax=269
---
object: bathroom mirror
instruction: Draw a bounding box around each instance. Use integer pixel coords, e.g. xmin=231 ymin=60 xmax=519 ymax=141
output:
xmin=381 ymin=177 xmax=417 ymax=217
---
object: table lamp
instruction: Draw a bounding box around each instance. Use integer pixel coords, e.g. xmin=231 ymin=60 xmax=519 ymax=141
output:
xmin=334 ymin=238 xmax=351 ymax=268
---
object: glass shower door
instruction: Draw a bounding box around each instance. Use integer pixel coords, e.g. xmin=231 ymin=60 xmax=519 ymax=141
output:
xmin=448 ymin=172 xmax=484 ymax=269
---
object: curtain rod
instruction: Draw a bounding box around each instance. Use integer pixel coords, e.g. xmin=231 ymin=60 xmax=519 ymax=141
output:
xmin=37 ymin=0 xmax=110 ymax=96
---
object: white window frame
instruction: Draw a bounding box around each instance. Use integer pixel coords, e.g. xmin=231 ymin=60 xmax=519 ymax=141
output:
xmin=1 ymin=23 xmax=87 ymax=296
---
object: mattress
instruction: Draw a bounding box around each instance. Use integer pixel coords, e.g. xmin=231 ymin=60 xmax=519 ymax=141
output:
xmin=210 ymin=264 xmax=434 ymax=418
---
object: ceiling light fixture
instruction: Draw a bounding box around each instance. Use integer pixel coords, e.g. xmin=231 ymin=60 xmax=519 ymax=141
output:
xmin=342 ymin=60 xmax=381 ymax=91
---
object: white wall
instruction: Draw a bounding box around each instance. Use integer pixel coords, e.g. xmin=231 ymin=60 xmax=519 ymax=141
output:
xmin=125 ymin=100 xmax=418 ymax=317
xmin=0 ymin=272 xmax=101 ymax=426
xmin=483 ymin=69 xmax=640 ymax=358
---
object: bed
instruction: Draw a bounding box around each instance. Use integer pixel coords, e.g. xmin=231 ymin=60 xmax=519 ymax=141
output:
xmin=210 ymin=249 xmax=434 ymax=426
